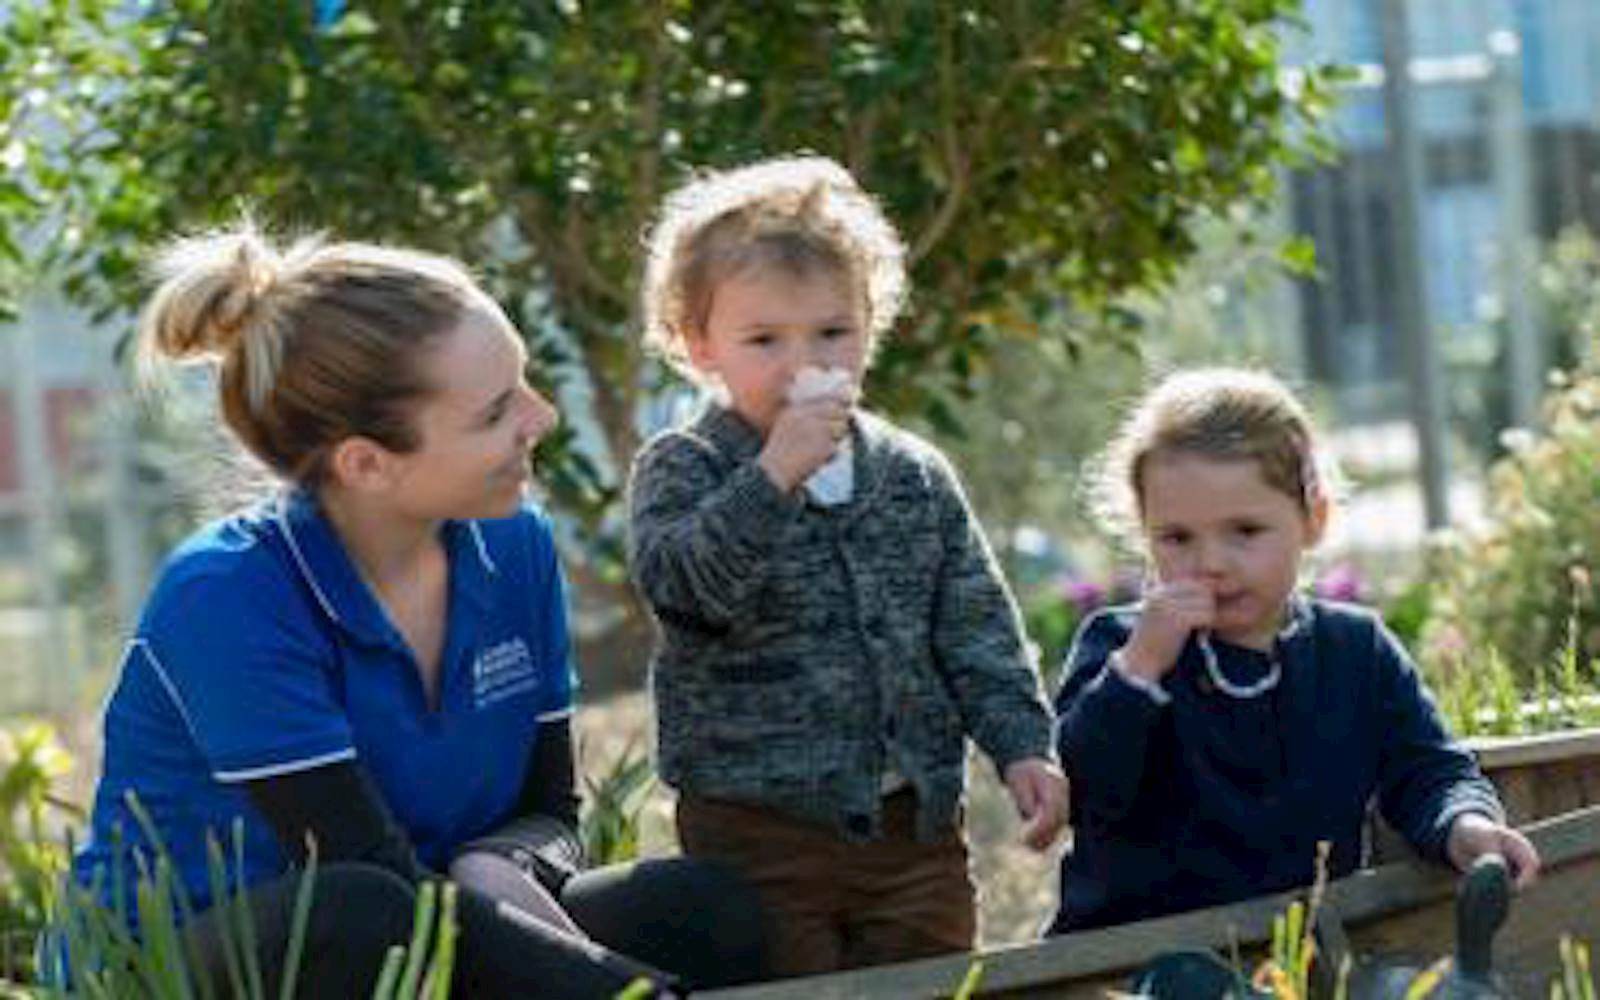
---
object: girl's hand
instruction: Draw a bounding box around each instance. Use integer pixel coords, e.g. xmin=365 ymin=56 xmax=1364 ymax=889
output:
xmin=757 ymin=393 xmax=853 ymax=493
xmin=1004 ymin=757 xmax=1069 ymax=851
xmin=1120 ymin=579 xmax=1215 ymax=682
xmin=1446 ymin=812 xmax=1541 ymax=890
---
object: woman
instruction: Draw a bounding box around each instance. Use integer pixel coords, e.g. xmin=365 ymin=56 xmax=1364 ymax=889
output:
xmin=69 ymin=225 xmax=763 ymax=998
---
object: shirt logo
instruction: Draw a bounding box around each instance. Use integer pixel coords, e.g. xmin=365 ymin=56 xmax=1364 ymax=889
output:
xmin=472 ymin=637 xmax=540 ymax=709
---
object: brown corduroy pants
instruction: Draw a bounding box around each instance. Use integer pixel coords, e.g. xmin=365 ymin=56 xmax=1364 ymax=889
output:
xmin=675 ymin=788 xmax=976 ymax=979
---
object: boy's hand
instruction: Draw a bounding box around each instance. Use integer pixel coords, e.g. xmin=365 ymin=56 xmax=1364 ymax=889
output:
xmin=1121 ymin=579 xmax=1215 ymax=681
xmin=1446 ymin=812 xmax=1541 ymax=890
xmin=758 ymin=392 xmax=853 ymax=493
xmin=1004 ymin=757 xmax=1068 ymax=851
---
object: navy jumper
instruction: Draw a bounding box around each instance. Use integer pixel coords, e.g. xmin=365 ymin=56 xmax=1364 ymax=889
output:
xmin=1049 ymin=597 xmax=1502 ymax=933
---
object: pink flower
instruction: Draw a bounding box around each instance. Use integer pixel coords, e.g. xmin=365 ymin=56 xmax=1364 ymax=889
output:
xmin=1315 ymin=562 xmax=1364 ymax=603
xmin=1058 ymin=577 xmax=1106 ymax=614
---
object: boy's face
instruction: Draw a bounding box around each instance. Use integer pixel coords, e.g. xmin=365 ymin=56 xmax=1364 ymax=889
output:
xmin=1141 ymin=451 xmax=1326 ymax=650
xmin=687 ymin=265 xmax=869 ymax=434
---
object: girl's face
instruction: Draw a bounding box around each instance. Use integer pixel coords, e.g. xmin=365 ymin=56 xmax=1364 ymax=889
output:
xmin=384 ymin=303 xmax=559 ymax=521
xmin=1140 ymin=450 xmax=1326 ymax=649
xmin=686 ymin=265 xmax=869 ymax=434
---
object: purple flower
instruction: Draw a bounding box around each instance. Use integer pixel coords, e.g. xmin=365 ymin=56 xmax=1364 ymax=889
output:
xmin=1315 ymin=561 xmax=1364 ymax=603
xmin=1058 ymin=577 xmax=1106 ymax=614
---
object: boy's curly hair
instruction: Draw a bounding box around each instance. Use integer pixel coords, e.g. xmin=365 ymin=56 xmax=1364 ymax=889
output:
xmin=640 ymin=155 xmax=907 ymax=380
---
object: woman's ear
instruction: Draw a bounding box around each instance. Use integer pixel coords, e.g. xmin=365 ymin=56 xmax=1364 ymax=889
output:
xmin=326 ymin=436 xmax=398 ymax=494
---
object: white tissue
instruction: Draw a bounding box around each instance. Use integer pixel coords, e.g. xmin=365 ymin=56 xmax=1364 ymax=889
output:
xmin=787 ymin=366 xmax=856 ymax=506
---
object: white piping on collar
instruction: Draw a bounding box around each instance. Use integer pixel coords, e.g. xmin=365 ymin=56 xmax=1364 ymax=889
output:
xmin=274 ymin=498 xmax=342 ymax=625
xmin=466 ymin=521 xmax=498 ymax=575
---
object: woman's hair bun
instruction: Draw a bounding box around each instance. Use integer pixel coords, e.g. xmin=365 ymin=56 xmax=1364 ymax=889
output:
xmin=139 ymin=225 xmax=284 ymax=363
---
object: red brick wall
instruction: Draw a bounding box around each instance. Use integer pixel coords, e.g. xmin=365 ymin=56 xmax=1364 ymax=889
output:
xmin=0 ymin=385 xmax=100 ymax=494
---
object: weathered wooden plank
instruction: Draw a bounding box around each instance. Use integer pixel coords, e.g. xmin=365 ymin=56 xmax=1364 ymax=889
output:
xmin=1372 ymin=726 xmax=1600 ymax=862
xmin=1469 ymin=728 xmax=1600 ymax=771
xmin=702 ymin=806 xmax=1600 ymax=999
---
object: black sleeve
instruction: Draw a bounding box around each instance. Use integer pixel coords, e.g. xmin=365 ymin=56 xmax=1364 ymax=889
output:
xmin=454 ymin=717 xmax=585 ymax=892
xmin=245 ymin=754 xmax=680 ymax=996
xmin=243 ymin=760 xmax=430 ymax=883
xmin=515 ymin=716 xmax=581 ymax=829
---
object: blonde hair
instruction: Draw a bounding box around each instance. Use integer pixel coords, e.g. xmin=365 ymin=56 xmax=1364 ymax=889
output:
xmin=138 ymin=223 xmax=488 ymax=487
xmin=1091 ymin=367 xmax=1337 ymax=542
xmin=640 ymin=155 xmax=907 ymax=379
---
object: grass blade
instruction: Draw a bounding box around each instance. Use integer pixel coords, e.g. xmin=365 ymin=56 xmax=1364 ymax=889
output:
xmin=231 ymin=819 xmax=265 ymax=1000
xmin=278 ymin=835 xmax=320 ymax=1000
xmin=396 ymin=881 xmax=438 ymax=998
xmin=204 ymin=833 xmax=248 ymax=1000
xmin=427 ymin=881 xmax=458 ymax=1000
xmin=370 ymin=944 xmax=405 ymax=1000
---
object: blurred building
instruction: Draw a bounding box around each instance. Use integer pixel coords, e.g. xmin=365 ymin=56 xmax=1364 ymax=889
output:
xmin=1285 ymin=0 xmax=1599 ymax=422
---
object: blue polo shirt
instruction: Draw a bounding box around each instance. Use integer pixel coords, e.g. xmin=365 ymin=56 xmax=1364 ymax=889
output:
xmin=72 ymin=491 xmax=576 ymax=915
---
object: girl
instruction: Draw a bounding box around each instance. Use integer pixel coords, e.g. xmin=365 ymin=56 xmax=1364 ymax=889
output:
xmin=1049 ymin=367 xmax=1539 ymax=933
xmin=629 ymin=156 xmax=1067 ymax=977
xmin=68 ymin=225 xmax=762 ymax=997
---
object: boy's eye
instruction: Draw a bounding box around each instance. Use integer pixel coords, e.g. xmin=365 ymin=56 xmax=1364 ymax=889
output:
xmin=1157 ymin=530 xmax=1190 ymax=546
xmin=746 ymin=333 xmax=776 ymax=347
xmin=1233 ymin=523 xmax=1265 ymax=538
xmin=821 ymin=325 xmax=853 ymax=339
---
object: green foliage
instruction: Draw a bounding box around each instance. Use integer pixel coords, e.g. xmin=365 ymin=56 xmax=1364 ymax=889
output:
xmin=934 ymin=205 xmax=1309 ymax=573
xmin=1538 ymin=229 xmax=1600 ymax=376
xmin=1420 ymin=370 xmax=1600 ymax=697
xmin=952 ymin=958 xmax=985 ymax=1000
xmin=369 ymin=881 xmax=459 ymax=1000
xmin=1024 ymin=591 xmax=1088 ymax=687
xmin=579 ymin=738 xmax=655 ymax=867
xmin=0 ymin=724 xmax=77 ymax=983
xmin=36 ymin=794 xmax=456 ymax=997
xmin=1553 ymin=935 xmax=1596 ymax=1000
xmin=1379 ymin=579 xmax=1432 ymax=655
xmin=4 ymin=0 xmax=1337 ymax=549
xmin=1419 ymin=228 xmax=1600 ymax=728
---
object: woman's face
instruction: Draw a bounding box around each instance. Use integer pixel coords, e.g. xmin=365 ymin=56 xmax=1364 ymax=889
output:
xmin=382 ymin=302 xmax=558 ymax=522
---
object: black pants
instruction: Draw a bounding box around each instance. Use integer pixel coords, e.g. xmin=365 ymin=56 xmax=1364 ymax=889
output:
xmin=185 ymin=857 xmax=766 ymax=999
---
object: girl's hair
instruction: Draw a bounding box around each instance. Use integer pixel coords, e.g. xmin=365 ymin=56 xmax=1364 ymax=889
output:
xmin=137 ymin=223 xmax=488 ymax=487
xmin=640 ymin=155 xmax=907 ymax=379
xmin=1091 ymin=367 xmax=1337 ymax=541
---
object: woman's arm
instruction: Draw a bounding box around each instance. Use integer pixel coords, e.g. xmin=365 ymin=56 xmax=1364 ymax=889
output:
xmin=247 ymin=758 xmax=679 ymax=995
xmin=451 ymin=716 xmax=586 ymax=894
xmin=244 ymin=761 xmax=430 ymax=880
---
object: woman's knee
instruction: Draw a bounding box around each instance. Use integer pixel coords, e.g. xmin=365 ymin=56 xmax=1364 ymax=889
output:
xmin=303 ymin=863 xmax=418 ymax=952
xmin=563 ymin=857 xmax=769 ymax=987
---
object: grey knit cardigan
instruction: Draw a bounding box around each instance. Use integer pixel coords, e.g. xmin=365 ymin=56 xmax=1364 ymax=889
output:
xmin=627 ymin=404 xmax=1055 ymax=842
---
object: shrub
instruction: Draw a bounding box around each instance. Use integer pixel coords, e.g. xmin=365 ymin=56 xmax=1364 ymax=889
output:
xmin=1420 ymin=371 xmax=1600 ymax=691
xmin=0 ymin=723 xmax=77 ymax=982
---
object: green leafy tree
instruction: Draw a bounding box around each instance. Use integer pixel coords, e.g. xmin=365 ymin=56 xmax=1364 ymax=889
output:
xmin=4 ymin=0 xmax=1336 ymax=663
